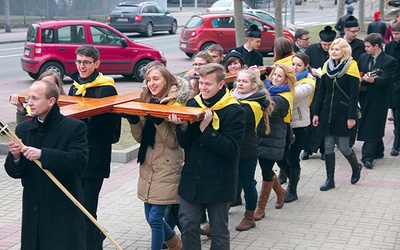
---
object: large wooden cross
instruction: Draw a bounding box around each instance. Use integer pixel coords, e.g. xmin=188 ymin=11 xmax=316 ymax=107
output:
xmin=17 ymin=67 xmax=267 ymax=121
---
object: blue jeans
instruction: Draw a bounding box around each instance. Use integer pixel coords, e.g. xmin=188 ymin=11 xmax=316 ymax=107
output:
xmin=144 ymin=203 xmax=175 ymax=250
xmin=238 ymin=158 xmax=258 ymax=211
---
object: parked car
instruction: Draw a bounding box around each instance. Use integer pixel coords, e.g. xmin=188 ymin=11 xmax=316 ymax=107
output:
xmin=108 ymin=2 xmax=177 ymax=37
xmin=206 ymin=0 xmax=251 ymax=12
xmin=345 ymin=0 xmax=358 ymax=4
xmin=179 ymin=13 xmax=295 ymax=58
xmin=388 ymin=0 xmax=400 ymax=7
xmin=21 ymin=20 xmax=166 ymax=82
xmin=245 ymin=9 xmax=296 ymax=30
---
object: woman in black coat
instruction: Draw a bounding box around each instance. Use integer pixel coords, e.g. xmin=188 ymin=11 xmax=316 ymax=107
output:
xmin=313 ymin=38 xmax=362 ymax=192
xmin=255 ymin=64 xmax=295 ymax=221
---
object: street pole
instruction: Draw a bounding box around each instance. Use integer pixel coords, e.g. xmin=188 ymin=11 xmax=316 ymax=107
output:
xmin=290 ymin=0 xmax=295 ymax=25
xmin=4 ymin=0 xmax=11 ymax=32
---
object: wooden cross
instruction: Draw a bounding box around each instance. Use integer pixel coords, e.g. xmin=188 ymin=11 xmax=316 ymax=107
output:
xmin=17 ymin=66 xmax=268 ymax=121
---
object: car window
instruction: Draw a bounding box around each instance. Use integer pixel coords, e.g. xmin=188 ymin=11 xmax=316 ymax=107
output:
xmin=142 ymin=6 xmax=150 ymax=13
xmin=58 ymin=25 xmax=85 ymax=44
xmin=156 ymin=5 xmax=166 ymax=13
xmin=185 ymin=16 xmax=204 ymax=28
xmin=113 ymin=6 xmax=138 ymax=13
xmin=212 ymin=17 xmax=234 ymax=28
xmin=148 ymin=5 xmax=158 ymax=13
xmin=256 ymin=12 xmax=274 ymax=23
xmin=26 ymin=24 xmax=39 ymax=42
xmin=244 ymin=18 xmax=265 ymax=30
xmin=41 ymin=29 xmax=54 ymax=43
xmin=90 ymin=26 xmax=124 ymax=46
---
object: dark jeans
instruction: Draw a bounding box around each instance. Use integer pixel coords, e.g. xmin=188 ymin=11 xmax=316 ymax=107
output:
xmin=144 ymin=203 xmax=175 ymax=250
xmin=286 ymin=127 xmax=308 ymax=170
xmin=179 ymin=198 xmax=230 ymax=250
xmin=82 ymin=178 xmax=104 ymax=250
xmin=362 ymin=139 xmax=384 ymax=163
xmin=238 ymin=158 xmax=258 ymax=211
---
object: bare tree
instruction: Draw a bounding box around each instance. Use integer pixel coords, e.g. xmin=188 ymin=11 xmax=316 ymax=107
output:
xmin=359 ymin=0 xmax=365 ymax=31
xmin=275 ymin=0 xmax=283 ymax=39
xmin=379 ymin=0 xmax=385 ymax=21
xmin=234 ymin=0 xmax=245 ymax=47
xmin=336 ymin=0 xmax=345 ymax=22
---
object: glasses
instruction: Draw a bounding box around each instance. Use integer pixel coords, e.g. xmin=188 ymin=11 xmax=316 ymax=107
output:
xmin=192 ymin=63 xmax=207 ymax=67
xmin=299 ymin=37 xmax=310 ymax=41
xmin=75 ymin=60 xmax=94 ymax=67
xmin=25 ymin=95 xmax=42 ymax=102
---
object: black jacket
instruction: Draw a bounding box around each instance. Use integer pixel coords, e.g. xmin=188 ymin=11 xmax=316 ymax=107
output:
xmin=237 ymin=91 xmax=270 ymax=160
xmin=385 ymin=40 xmax=400 ymax=108
xmin=229 ymin=45 xmax=264 ymax=67
xmin=367 ymin=20 xmax=387 ymax=38
xmin=4 ymin=104 xmax=88 ymax=250
xmin=177 ymin=88 xmax=245 ymax=204
xmin=69 ymin=71 xmax=120 ymax=178
xmin=258 ymin=94 xmax=289 ymax=161
xmin=348 ymin=38 xmax=366 ymax=61
xmin=357 ymin=52 xmax=397 ymax=142
xmin=314 ymin=60 xmax=360 ymax=137
xmin=335 ymin=12 xmax=356 ymax=37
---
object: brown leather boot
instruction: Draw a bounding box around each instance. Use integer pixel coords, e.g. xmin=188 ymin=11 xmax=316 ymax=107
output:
xmin=273 ymin=174 xmax=287 ymax=209
xmin=164 ymin=233 xmax=182 ymax=250
xmin=199 ymin=223 xmax=211 ymax=237
xmin=254 ymin=180 xmax=273 ymax=221
xmin=235 ymin=210 xmax=256 ymax=231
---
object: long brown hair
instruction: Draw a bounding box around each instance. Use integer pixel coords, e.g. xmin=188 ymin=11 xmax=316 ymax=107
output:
xmin=274 ymin=37 xmax=294 ymax=61
xmin=140 ymin=64 xmax=178 ymax=103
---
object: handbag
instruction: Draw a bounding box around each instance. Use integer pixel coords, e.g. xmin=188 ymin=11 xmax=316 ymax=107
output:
xmin=333 ymin=79 xmax=362 ymax=120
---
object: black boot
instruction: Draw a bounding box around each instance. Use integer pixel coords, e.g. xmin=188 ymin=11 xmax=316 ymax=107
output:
xmin=284 ymin=168 xmax=300 ymax=203
xmin=345 ymin=149 xmax=362 ymax=184
xmin=278 ymin=169 xmax=287 ymax=184
xmin=320 ymin=153 xmax=335 ymax=191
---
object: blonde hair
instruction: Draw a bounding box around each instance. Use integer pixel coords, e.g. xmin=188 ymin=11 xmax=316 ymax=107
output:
xmin=237 ymin=69 xmax=274 ymax=134
xmin=268 ymin=64 xmax=296 ymax=95
xmin=329 ymin=38 xmax=352 ymax=62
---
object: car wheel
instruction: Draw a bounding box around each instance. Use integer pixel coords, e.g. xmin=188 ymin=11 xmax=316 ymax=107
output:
xmin=133 ymin=59 xmax=151 ymax=82
xmin=200 ymin=42 xmax=215 ymax=52
xmin=143 ymin=23 xmax=154 ymax=37
xmin=38 ymin=61 xmax=65 ymax=80
xmin=28 ymin=72 xmax=39 ymax=80
xmin=185 ymin=52 xmax=194 ymax=58
xmin=169 ymin=20 xmax=177 ymax=34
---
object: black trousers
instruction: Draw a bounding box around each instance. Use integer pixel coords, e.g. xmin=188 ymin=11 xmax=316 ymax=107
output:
xmin=361 ymin=139 xmax=384 ymax=163
xmin=393 ymin=108 xmax=400 ymax=149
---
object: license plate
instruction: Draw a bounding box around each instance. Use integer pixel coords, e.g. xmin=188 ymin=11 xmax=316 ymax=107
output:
xmin=24 ymin=48 xmax=30 ymax=56
xmin=180 ymin=43 xmax=186 ymax=48
xmin=117 ymin=18 xmax=128 ymax=22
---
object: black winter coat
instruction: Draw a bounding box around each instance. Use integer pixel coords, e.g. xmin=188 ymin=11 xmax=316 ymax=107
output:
xmin=4 ymin=104 xmax=88 ymax=250
xmin=69 ymin=71 xmax=120 ymax=178
xmin=385 ymin=40 xmax=400 ymax=108
xmin=258 ymin=94 xmax=289 ymax=161
xmin=357 ymin=52 xmax=397 ymax=142
xmin=348 ymin=38 xmax=366 ymax=61
xmin=335 ymin=13 xmax=356 ymax=37
xmin=237 ymin=91 xmax=270 ymax=160
xmin=367 ymin=20 xmax=387 ymax=39
xmin=314 ymin=60 xmax=360 ymax=137
xmin=177 ymin=89 xmax=245 ymax=204
xmin=229 ymin=45 xmax=264 ymax=67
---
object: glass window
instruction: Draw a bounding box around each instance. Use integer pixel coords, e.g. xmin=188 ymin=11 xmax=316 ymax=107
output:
xmin=57 ymin=25 xmax=85 ymax=44
xmin=27 ymin=24 xmax=39 ymax=42
xmin=185 ymin=16 xmax=204 ymax=28
xmin=91 ymin=26 xmax=124 ymax=46
xmin=244 ymin=18 xmax=264 ymax=30
xmin=212 ymin=17 xmax=235 ymax=28
xmin=41 ymin=29 xmax=54 ymax=43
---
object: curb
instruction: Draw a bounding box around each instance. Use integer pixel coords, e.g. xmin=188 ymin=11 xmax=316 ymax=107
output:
xmin=0 ymin=143 xmax=139 ymax=164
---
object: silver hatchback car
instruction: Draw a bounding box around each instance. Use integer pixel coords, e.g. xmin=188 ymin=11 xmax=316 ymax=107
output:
xmin=108 ymin=2 xmax=177 ymax=37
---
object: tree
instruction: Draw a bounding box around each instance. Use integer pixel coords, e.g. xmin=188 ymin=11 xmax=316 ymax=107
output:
xmin=275 ymin=0 xmax=283 ymax=39
xmin=234 ymin=0 xmax=245 ymax=47
xmin=359 ymin=0 xmax=365 ymax=31
xmin=4 ymin=0 xmax=11 ymax=32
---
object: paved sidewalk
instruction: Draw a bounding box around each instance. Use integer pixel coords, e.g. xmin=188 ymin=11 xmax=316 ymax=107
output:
xmin=0 ymin=122 xmax=399 ymax=249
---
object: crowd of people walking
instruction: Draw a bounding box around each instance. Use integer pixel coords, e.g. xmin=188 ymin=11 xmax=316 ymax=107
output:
xmin=4 ymin=8 xmax=400 ymax=249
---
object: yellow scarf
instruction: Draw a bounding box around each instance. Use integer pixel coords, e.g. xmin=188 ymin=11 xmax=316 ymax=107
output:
xmin=239 ymin=100 xmax=263 ymax=131
xmin=194 ymin=89 xmax=239 ymax=130
xmin=296 ymin=77 xmax=316 ymax=107
xmin=72 ymin=73 xmax=116 ymax=97
xmin=274 ymin=53 xmax=295 ymax=66
xmin=278 ymin=91 xmax=294 ymax=123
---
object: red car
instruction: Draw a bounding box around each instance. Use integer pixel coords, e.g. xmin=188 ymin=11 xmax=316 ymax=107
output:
xmin=21 ymin=19 xmax=166 ymax=82
xmin=179 ymin=13 xmax=295 ymax=58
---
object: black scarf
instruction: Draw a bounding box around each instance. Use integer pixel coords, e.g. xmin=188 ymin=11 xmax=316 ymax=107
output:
xmin=137 ymin=98 xmax=163 ymax=165
xmin=201 ymin=85 xmax=226 ymax=107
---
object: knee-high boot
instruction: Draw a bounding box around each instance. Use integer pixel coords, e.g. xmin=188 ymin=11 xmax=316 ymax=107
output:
xmin=272 ymin=174 xmax=286 ymax=209
xmin=284 ymin=168 xmax=300 ymax=203
xmin=320 ymin=153 xmax=335 ymax=191
xmin=254 ymin=181 xmax=273 ymax=221
xmin=345 ymin=149 xmax=362 ymax=184
xmin=278 ymin=170 xmax=287 ymax=184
